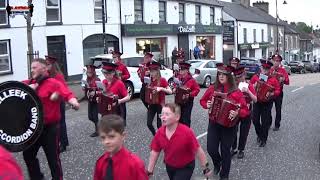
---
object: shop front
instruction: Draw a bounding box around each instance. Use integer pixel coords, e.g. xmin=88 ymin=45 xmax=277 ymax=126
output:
xmin=238 ymin=42 xmax=269 ymax=59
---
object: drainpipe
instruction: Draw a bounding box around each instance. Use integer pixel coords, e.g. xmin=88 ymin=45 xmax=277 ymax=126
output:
xmin=119 ymin=0 xmax=123 ymax=52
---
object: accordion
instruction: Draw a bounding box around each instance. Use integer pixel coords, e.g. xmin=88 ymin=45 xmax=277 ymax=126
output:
xmin=272 ymin=71 xmax=284 ymax=85
xmin=98 ymin=93 xmax=116 ymax=116
xmin=209 ymin=92 xmax=240 ymax=128
xmin=256 ymin=81 xmax=275 ymax=102
xmin=86 ymin=88 xmax=98 ymax=102
xmin=175 ymin=87 xmax=191 ymax=105
xmin=145 ymin=86 xmax=160 ymax=104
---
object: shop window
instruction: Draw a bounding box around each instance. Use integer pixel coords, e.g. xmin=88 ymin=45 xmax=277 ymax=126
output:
xmin=196 ymin=36 xmax=215 ymax=59
xmin=249 ymin=49 xmax=255 ymax=57
xmin=179 ymin=3 xmax=185 ymax=23
xmin=159 ymin=1 xmax=166 ymax=22
xmin=0 ymin=40 xmax=12 ymax=74
xmin=210 ymin=7 xmax=215 ymax=25
xmin=195 ymin=5 xmax=201 ymax=24
xmin=240 ymin=50 xmax=247 ymax=58
xmin=136 ymin=38 xmax=167 ymax=61
xmin=134 ymin=0 xmax=143 ymax=22
xmin=262 ymin=48 xmax=267 ymax=58
xmin=0 ymin=0 xmax=8 ymax=26
xmin=46 ymin=0 xmax=61 ymax=23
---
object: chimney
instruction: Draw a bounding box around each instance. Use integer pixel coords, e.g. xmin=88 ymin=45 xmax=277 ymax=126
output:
xmin=233 ymin=0 xmax=250 ymax=8
xmin=253 ymin=1 xmax=269 ymax=13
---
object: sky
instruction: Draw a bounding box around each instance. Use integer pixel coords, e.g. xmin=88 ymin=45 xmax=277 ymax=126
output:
xmin=251 ymin=0 xmax=320 ymax=28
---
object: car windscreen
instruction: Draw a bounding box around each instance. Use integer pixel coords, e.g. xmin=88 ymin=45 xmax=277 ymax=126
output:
xmin=92 ymin=58 xmax=112 ymax=68
xmin=240 ymin=59 xmax=259 ymax=65
xmin=122 ymin=57 xmax=143 ymax=67
xmin=189 ymin=61 xmax=204 ymax=68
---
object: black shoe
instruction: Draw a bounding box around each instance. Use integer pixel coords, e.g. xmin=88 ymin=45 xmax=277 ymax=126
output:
xmin=214 ymin=164 xmax=221 ymax=175
xmin=59 ymin=145 xmax=67 ymax=153
xmin=259 ymin=141 xmax=266 ymax=147
xmin=257 ymin=137 xmax=261 ymax=144
xmin=231 ymin=149 xmax=238 ymax=157
xmin=273 ymin=127 xmax=280 ymax=131
xmin=237 ymin=151 xmax=244 ymax=159
xmin=90 ymin=132 xmax=99 ymax=137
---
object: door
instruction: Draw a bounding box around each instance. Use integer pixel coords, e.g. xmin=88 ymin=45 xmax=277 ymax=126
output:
xmin=223 ymin=50 xmax=233 ymax=64
xmin=178 ymin=34 xmax=189 ymax=60
xmin=47 ymin=36 xmax=68 ymax=79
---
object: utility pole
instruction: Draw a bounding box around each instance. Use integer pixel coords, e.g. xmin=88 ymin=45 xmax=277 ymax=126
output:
xmin=26 ymin=0 xmax=34 ymax=78
xmin=276 ymin=0 xmax=279 ymax=53
xmin=102 ymin=0 xmax=107 ymax=54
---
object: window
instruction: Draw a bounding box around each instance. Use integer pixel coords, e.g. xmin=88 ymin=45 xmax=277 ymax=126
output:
xmin=253 ymin=29 xmax=256 ymax=42
xmin=159 ymin=1 xmax=166 ymax=22
xmin=210 ymin=7 xmax=215 ymax=25
xmin=205 ymin=61 xmax=215 ymax=68
xmin=134 ymin=0 xmax=143 ymax=22
xmin=179 ymin=3 xmax=185 ymax=23
xmin=0 ymin=0 xmax=8 ymax=26
xmin=261 ymin=29 xmax=264 ymax=42
xmin=94 ymin=0 xmax=106 ymax=22
xmin=195 ymin=5 xmax=201 ymax=24
xmin=136 ymin=38 xmax=167 ymax=61
xmin=249 ymin=49 xmax=255 ymax=57
xmin=0 ymin=40 xmax=12 ymax=74
xmin=46 ymin=0 xmax=61 ymax=23
xmin=262 ymin=48 xmax=267 ymax=58
xmin=240 ymin=50 xmax=247 ymax=57
xmin=243 ymin=28 xmax=247 ymax=43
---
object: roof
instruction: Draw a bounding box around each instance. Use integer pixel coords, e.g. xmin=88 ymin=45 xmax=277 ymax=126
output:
xmin=249 ymin=6 xmax=278 ymax=25
xmin=170 ymin=0 xmax=223 ymax=7
xmin=220 ymin=1 xmax=275 ymax=24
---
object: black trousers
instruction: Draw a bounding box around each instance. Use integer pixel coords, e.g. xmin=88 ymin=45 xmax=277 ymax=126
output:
xmin=272 ymin=91 xmax=284 ymax=128
xmin=59 ymin=101 xmax=68 ymax=147
xmin=88 ymin=101 xmax=99 ymax=131
xmin=232 ymin=115 xmax=251 ymax=151
xmin=178 ymin=99 xmax=194 ymax=127
xmin=252 ymin=101 xmax=273 ymax=143
xmin=140 ymin=84 xmax=148 ymax=109
xmin=207 ymin=122 xmax=236 ymax=179
xmin=166 ymin=160 xmax=195 ymax=180
xmin=23 ymin=123 xmax=63 ymax=180
xmin=147 ymin=104 xmax=162 ymax=136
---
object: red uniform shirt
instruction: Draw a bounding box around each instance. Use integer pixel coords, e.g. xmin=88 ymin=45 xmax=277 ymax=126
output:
xmin=270 ymin=66 xmax=290 ymax=91
xmin=53 ymin=73 xmax=75 ymax=99
xmin=137 ymin=63 xmax=149 ymax=83
xmin=94 ymin=147 xmax=148 ymax=180
xmin=115 ymin=61 xmax=130 ymax=81
xmin=200 ymin=84 xmax=250 ymax=119
xmin=250 ymin=74 xmax=281 ymax=99
xmin=150 ymin=123 xmax=200 ymax=168
xmin=242 ymin=83 xmax=257 ymax=104
xmin=23 ymin=78 xmax=74 ymax=125
xmin=149 ymin=77 xmax=169 ymax=105
xmin=102 ymin=78 xmax=128 ymax=98
xmin=86 ymin=77 xmax=101 ymax=89
xmin=179 ymin=73 xmax=200 ymax=98
xmin=0 ymin=146 xmax=23 ymax=180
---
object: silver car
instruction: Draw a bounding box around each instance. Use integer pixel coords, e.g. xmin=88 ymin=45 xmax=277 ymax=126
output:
xmin=187 ymin=59 xmax=219 ymax=88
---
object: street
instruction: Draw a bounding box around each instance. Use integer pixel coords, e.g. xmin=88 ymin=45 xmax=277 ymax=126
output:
xmin=14 ymin=73 xmax=320 ymax=180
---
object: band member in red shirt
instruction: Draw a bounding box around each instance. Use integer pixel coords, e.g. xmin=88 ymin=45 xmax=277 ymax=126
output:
xmin=100 ymin=62 xmax=130 ymax=125
xmin=250 ymin=59 xmax=281 ymax=147
xmin=0 ymin=145 xmax=24 ymax=180
xmin=270 ymin=54 xmax=290 ymax=131
xmin=94 ymin=115 xmax=148 ymax=180
xmin=23 ymin=58 xmax=80 ymax=180
xmin=200 ymin=63 xmax=249 ymax=180
xmin=173 ymin=54 xmax=185 ymax=78
xmin=229 ymin=57 xmax=240 ymax=68
xmin=147 ymin=103 xmax=211 ymax=179
xmin=83 ymin=65 xmax=101 ymax=137
xmin=137 ymin=52 xmax=153 ymax=108
xmin=146 ymin=61 xmax=172 ymax=136
xmin=231 ymin=66 xmax=257 ymax=159
xmin=45 ymin=55 xmax=71 ymax=153
xmin=173 ymin=62 xmax=200 ymax=127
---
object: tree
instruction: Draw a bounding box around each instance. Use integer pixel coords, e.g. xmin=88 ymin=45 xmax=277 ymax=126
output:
xmin=296 ymin=22 xmax=312 ymax=33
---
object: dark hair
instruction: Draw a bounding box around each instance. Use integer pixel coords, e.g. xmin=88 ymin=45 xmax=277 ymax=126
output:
xmin=214 ymin=72 xmax=237 ymax=93
xmin=48 ymin=61 xmax=63 ymax=77
xmin=164 ymin=103 xmax=181 ymax=116
xmin=98 ymin=114 xmax=125 ymax=134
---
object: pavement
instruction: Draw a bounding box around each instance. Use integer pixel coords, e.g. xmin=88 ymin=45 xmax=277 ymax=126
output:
xmin=13 ymin=73 xmax=320 ymax=180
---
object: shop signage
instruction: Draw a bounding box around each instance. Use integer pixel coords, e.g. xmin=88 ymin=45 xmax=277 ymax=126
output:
xmin=122 ymin=24 xmax=222 ymax=36
xmin=223 ymin=21 xmax=235 ymax=44
xmin=238 ymin=42 xmax=269 ymax=50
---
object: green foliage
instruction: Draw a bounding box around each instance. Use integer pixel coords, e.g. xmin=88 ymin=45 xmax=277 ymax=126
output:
xmin=295 ymin=22 xmax=312 ymax=33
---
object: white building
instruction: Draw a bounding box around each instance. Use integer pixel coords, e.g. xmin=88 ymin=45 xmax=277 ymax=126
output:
xmin=0 ymin=0 xmax=223 ymax=82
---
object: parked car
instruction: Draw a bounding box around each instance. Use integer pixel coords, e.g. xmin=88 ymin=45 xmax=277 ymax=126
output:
xmin=187 ymin=59 xmax=219 ymax=87
xmin=302 ymin=60 xmax=319 ymax=73
xmin=81 ymin=54 xmax=173 ymax=99
xmin=281 ymin=61 xmax=291 ymax=75
xmin=240 ymin=58 xmax=261 ymax=79
xmin=288 ymin=61 xmax=306 ymax=74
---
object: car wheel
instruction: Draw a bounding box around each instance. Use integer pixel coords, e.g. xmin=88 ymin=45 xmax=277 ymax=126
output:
xmin=125 ymin=82 xmax=134 ymax=100
xmin=168 ymin=78 xmax=174 ymax=89
xmin=203 ymin=76 xmax=211 ymax=88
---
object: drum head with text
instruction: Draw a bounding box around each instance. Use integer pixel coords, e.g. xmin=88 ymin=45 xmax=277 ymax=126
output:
xmin=0 ymin=81 xmax=43 ymax=152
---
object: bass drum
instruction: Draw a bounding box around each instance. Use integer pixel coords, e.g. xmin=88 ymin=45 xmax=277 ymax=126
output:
xmin=0 ymin=81 xmax=43 ymax=152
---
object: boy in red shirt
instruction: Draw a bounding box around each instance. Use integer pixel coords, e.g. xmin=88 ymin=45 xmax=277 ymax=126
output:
xmin=0 ymin=145 xmax=24 ymax=180
xmin=147 ymin=103 xmax=211 ymax=180
xmin=94 ymin=114 xmax=148 ymax=180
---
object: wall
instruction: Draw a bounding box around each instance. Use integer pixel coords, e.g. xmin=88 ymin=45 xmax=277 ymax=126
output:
xmin=237 ymin=21 xmax=268 ymax=44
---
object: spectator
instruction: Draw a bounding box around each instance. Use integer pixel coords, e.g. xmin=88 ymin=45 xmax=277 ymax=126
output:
xmin=193 ymin=44 xmax=200 ymax=59
xmin=172 ymin=47 xmax=178 ymax=65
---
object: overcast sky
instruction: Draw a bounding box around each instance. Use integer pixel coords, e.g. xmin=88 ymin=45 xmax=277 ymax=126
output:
xmin=251 ymin=0 xmax=320 ymax=28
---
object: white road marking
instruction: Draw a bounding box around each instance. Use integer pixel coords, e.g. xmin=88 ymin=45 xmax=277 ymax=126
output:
xmin=291 ymin=86 xmax=304 ymax=92
xmin=196 ymin=132 xmax=208 ymax=139
xmin=309 ymin=82 xmax=318 ymax=86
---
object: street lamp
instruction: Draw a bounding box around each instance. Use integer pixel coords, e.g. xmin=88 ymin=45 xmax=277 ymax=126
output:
xmin=276 ymin=0 xmax=287 ymax=54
